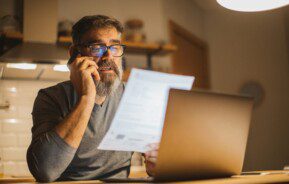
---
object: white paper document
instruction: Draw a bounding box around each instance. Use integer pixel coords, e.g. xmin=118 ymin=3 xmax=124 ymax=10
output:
xmin=98 ymin=68 xmax=194 ymax=153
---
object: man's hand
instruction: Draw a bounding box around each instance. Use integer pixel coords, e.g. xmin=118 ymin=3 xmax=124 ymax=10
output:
xmin=54 ymin=56 xmax=101 ymax=148
xmin=69 ymin=55 xmax=100 ymax=103
xmin=144 ymin=143 xmax=159 ymax=176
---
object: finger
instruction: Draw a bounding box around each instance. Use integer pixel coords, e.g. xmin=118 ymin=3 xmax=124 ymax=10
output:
xmin=151 ymin=143 xmax=160 ymax=149
xmin=146 ymin=143 xmax=160 ymax=151
xmin=72 ymin=54 xmax=82 ymax=64
xmin=148 ymin=143 xmax=159 ymax=149
xmin=75 ymin=56 xmax=94 ymax=61
xmin=92 ymin=69 xmax=100 ymax=81
xmin=145 ymin=153 xmax=158 ymax=161
xmin=74 ymin=56 xmax=94 ymax=67
xmin=78 ymin=58 xmax=97 ymax=70
xmin=86 ymin=66 xmax=100 ymax=81
xmin=148 ymin=151 xmax=158 ymax=158
xmin=144 ymin=151 xmax=150 ymax=158
xmin=144 ymin=151 xmax=152 ymax=157
xmin=78 ymin=58 xmax=96 ymax=69
xmin=146 ymin=157 xmax=157 ymax=164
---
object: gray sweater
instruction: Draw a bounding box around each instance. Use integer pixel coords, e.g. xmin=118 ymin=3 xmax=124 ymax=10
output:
xmin=27 ymin=81 xmax=132 ymax=182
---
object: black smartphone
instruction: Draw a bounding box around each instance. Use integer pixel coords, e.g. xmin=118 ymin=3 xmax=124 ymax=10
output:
xmin=67 ymin=49 xmax=99 ymax=83
xmin=67 ymin=49 xmax=79 ymax=65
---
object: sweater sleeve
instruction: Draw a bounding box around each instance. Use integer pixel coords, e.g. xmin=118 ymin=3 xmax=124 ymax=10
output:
xmin=27 ymin=89 xmax=77 ymax=182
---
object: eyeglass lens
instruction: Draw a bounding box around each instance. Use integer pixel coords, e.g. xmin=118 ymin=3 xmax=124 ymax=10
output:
xmin=90 ymin=45 xmax=124 ymax=57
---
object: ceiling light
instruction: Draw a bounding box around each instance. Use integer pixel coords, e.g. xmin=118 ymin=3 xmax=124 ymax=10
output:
xmin=53 ymin=64 xmax=69 ymax=72
xmin=216 ymin=0 xmax=289 ymax=12
xmin=4 ymin=119 xmax=18 ymax=123
xmin=7 ymin=87 xmax=17 ymax=93
xmin=6 ymin=63 xmax=37 ymax=70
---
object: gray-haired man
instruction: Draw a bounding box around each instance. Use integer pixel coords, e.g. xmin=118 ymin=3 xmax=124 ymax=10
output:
xmin=27 ymin=15 xmax=158 ymax=182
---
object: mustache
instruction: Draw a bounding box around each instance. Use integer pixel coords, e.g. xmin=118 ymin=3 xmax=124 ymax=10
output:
xmin=97 ymin=59 xmax=120 ymax=76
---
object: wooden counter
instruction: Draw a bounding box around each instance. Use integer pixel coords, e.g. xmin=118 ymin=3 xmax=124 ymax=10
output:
xmin=2 ymin=173 xmax=289 ymax=184
xmin=0 ymin=166 xmax=147 ymax=183
xmin=0 ymin=176 xmax=35 ymax=183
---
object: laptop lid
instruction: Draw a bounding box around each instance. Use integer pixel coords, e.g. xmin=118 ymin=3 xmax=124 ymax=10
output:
xmin=154 ymin=89 xmax=254 ymax=181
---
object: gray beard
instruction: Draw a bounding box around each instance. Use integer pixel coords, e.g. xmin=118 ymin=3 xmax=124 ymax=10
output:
xmin=95 ymin=67 xmax=123 ymax=97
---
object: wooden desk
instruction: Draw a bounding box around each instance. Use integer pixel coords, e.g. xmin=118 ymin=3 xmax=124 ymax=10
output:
xmin=2 ymin=173 xmax=289 ymax=183
xmin=0 ymin=176 xmax=35 ymax=183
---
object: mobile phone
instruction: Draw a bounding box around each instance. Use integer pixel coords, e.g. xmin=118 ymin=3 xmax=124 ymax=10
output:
xmin=67 ymin=49 xmax=80 ymax=65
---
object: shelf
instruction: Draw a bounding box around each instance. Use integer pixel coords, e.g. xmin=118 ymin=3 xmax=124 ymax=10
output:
xmin=58 ymin=36 xmax=177 ymax=56
xmin=124 ymin=42 xmax=176 ymax=56
xmin=3 ymin=32 xmax=177 ymax=69
xmin=1 ymin=31 xmax=23 ymax=40
xmin=3 ymin=33 xmax=177 ymax=56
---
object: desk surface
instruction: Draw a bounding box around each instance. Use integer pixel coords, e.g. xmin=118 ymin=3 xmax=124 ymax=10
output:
xmin=2 ymin=173 xmax=289 ymax=184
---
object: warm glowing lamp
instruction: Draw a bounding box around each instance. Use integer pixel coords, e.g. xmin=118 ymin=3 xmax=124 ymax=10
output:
xmin=216 ymin=0 xmax=289 ymax=12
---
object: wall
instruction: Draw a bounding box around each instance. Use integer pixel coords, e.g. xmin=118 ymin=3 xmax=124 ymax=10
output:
xmin=0 ymin=0 xmax=14 ymax=17
xmin=0 ymin=0 xmax=19 ymax=18
xmin=160 ymin=0 xmax=205 ymax=72
xmin=0 ymin=0 xmax=22 ymax=32
xmin=203 ymin=9 xmax=289 ymax=170
xmin=0 ymin=79 xmax=58 ymax=176
xmin=284 ymin=8 xmax=289 ymax=57
xmin=58 ymin=0 xmax=167 ymax=70
xmin=0 ymin=0 xmax=206 ymax=176
xmin=23 ymin=0 xmax=58 ymax=43
xmin=58 ymin=0 xmax=166 ymax=43
xmin=57 ymin=0 xmax=205 ymax=71
xmin=58 ymin=0 xmax=289 ymax=171
xmin=0 ymin=77 xmax=144 ymax=176
xmin=2 ymin=0 xmax=289 ymax=175
xmin=161 ymin=0 xmax=205 ymax=40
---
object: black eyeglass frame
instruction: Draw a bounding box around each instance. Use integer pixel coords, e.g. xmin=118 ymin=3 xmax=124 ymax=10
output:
xmin=77 ymin=43 xmax=126 ymax=57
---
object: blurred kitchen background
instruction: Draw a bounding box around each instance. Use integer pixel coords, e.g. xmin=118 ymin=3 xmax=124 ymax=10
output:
xmin=0 ymin=0 xmax=289 ymax=178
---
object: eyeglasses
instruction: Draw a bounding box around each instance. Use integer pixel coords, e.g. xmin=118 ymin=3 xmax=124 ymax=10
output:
xmin=80 ymin=43 xmax=126 ymax=57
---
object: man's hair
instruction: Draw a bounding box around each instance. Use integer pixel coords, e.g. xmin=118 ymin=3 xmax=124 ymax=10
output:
xmin=72 ymin=15 xmax=123 ymax=45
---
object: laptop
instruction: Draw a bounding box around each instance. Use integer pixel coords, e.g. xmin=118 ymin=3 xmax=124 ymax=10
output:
xmin=103 ymin=89 xmax=254 ymax=182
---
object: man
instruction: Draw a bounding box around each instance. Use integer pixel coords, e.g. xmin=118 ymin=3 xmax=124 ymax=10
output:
xmin=27 ymin=15 xmax=158 ymax=182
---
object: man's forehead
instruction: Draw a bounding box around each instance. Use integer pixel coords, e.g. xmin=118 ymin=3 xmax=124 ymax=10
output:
xmin=81 ymin=27 xmax=121 ymax=44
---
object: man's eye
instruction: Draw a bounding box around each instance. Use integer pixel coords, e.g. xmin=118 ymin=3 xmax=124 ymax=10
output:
xmin=91 ymin=47 xmax=102 ymax=52
xmin=91 ymin=45 xmax=103 ymax=49
xmin=91 ymin=47 xmax=106 ymax=57
xmin=110 ymin=46 xmax=118 ymax=52
xmin=111 ymin=45 xmax=122 ymax=51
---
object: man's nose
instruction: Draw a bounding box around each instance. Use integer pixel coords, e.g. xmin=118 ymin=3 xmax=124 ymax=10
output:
xmin=101 ymin=49 xmax=113 ymax=61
